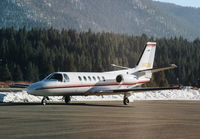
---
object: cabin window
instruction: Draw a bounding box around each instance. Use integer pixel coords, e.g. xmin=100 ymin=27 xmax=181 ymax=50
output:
xmin=88 ymin=76 xmax=91 ymax=81
xmin=102 ymin=76 xmax=105 ymax=81
xmin=78 ymin=76 xmax=82 ymax=81
xmin=64 ymin=74 xmax=70 ymax=82
xmin=93 ymin=76 xmax=96 ymax=81
xmin=97 ymin=76 xmax=101 ymax=81
xmin=83 ymin=76 xmax=87 ymax=81
xmin=48 ymin=73 xmax=63 ymax=82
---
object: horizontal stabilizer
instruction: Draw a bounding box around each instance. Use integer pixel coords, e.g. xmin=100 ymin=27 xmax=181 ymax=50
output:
xmin=138 ymin=64 xmax=177 ymax=73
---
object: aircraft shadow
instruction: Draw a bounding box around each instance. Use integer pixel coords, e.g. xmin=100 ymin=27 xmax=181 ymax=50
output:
xmin=66 ymin=103 xmax=132 ymax=108
xmin=0 ymin=102 xmax=132 ymax=108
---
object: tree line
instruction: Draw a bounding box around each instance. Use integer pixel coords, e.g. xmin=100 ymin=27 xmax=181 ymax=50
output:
xmin=0 ymin=27 xmax=200 ymax=86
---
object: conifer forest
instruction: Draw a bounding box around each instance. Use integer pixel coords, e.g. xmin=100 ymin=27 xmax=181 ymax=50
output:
xmin=0 ymin=27 xmax=200 ymax=86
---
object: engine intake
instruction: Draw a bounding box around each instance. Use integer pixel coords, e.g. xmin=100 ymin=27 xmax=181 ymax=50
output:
xmin=116 ymin=74 xmax=137 ymax=84
xmin=116 ymin=75 xmax=123 ymax=83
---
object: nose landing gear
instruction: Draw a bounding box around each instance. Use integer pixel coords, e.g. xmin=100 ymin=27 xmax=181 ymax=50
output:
xmin=41 ymin=97 xmax=49 ymax=105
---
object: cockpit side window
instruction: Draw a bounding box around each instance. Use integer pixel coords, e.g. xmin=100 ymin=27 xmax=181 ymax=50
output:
xmin=64 ymin=74 xmax=70 ymax=82
xmin=48 ymin=73 xmax=63 ymax=82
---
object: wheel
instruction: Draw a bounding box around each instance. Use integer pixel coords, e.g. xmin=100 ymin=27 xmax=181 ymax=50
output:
xmin=64 ymin=96 xmax=71 ymax=104
xmin=123 ymin=97 xmax=129 ymax=105
xmin=41 ymin=97 xmax=47 ymax=105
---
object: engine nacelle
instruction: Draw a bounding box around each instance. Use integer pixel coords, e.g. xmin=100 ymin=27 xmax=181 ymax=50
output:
xmin=116 ymin=75 xmax=123 ymax=83
xmin=116 ymin=74 xmax=137 ymax=83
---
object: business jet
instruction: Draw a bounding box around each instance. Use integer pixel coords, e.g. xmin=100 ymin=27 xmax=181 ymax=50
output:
xmin=25 ymin=42 xmax=179 ymax=105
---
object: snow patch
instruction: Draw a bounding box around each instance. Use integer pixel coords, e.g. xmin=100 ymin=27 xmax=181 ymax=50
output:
xmin=0 ymin=87 xmax=200 ymax=103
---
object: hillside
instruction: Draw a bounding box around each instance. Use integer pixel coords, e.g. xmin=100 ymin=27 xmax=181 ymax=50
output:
xmin=1 ymin=0 xmax=200 ymax=40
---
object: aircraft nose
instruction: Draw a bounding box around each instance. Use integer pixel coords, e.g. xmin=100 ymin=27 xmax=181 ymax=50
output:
xmin=27 ymin=82 xmax=42 ymax=95
xmin=27 ymin=84 xmax=37 ymax=95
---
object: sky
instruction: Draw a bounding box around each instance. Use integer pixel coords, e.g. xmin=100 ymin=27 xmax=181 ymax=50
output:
xmin=154 ymin=0 xmax=200 ymax=8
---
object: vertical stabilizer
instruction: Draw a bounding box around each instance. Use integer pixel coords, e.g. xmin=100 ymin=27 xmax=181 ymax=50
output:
xmin=136 ymin=42 xmax=156 ymax=71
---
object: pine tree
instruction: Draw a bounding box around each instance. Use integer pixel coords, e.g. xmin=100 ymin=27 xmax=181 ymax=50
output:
xmin=24 ymin=63 xmax=39 ymax=81
xmin=0 ymin=64 xmax=12 ymax=81
xmin=12 ymin=65 xmax=23 ymax=81
xmin=154 ymin=72 xmax=169 ymax=87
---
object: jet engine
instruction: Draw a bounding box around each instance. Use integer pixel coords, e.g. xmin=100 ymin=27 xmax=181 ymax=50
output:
xmin=116 ymin=74 xmax=137 ymax=83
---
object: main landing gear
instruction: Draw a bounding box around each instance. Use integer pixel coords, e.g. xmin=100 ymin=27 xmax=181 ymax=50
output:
xmin=64 ymin=96 xmax=71 ymax=104
xmin=123 ymin=93 xmax=130 ymax=105
xmin=41 ymin=96 xmax=71 ymax=105
xmin=41 ymin=96 xmax=49 ymax=105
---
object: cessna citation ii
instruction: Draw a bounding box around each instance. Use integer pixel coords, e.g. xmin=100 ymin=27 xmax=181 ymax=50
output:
xmin=26 ymin=42 xmax=180 ymax=105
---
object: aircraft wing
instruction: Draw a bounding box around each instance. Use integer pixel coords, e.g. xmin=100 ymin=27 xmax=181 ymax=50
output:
xmin=0 ymin=83 xmax=30 ymax=92
xmin=9 ymin=83 xmax=30 ymax=88
xmin=88 ymin=86 xmax=181 ymax=96
xmin=105 ymin=86 xmax=181 ymax=93
xmin=0 ymin=88 xmax=26 ymax=92
xmin=85 ymin=86 xmax=181 ymax=96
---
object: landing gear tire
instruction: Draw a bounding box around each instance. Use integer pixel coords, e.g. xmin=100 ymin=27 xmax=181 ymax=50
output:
xmin=64 ymin=96 xmax=71 ymax=104
xmin=123 ymin=97 xmax=129 ymax=105
xmin=41 ymin=97 xmax=49 ymax=105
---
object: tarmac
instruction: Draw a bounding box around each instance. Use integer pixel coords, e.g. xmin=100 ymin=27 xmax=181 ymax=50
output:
xmin=1 ymin=101 xmax=200 ymax=139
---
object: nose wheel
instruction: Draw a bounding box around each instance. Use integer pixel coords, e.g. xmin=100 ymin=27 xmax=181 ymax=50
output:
xmin=41 ymin=97 xmax=49 ymax=105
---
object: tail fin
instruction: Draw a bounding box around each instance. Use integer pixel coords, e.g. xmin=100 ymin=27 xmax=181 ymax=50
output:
xmin=136 ymin=42 xmax=156 ymax=71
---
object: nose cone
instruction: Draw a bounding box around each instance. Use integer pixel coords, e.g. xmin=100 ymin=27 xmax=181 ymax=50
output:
xmin=27 ymin=81 xmax=43 ymax=95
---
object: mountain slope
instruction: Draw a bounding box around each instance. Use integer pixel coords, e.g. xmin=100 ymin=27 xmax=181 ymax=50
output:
xmin=154 ymin=1 xmax=200 ymax=39
xmin=1 ymin=0 xmax=200 ymax=40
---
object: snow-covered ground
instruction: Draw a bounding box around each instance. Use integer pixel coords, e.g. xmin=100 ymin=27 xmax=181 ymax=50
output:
xmin=1 ymin=87 xmax=200 ymax=103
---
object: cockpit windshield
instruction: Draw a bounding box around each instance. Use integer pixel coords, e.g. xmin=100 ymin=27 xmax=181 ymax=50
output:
xmin=47 ymin=73 xmax=63 ymax=82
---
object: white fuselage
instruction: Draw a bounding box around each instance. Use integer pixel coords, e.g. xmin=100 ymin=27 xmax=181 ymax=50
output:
xmin=27 ymin=69 xmax=150 ymax=96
